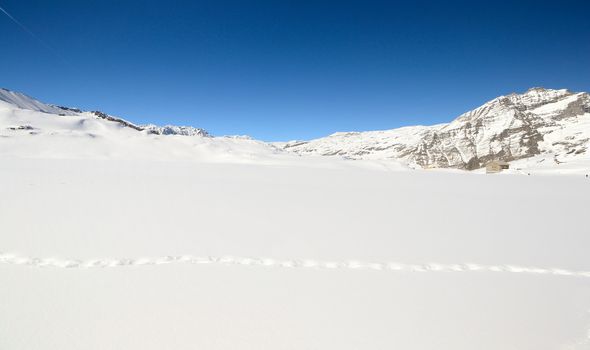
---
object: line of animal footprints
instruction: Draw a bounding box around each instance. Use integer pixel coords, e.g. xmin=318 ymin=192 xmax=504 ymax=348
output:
xmin=1 ymin=252 xmax=589 ymax=278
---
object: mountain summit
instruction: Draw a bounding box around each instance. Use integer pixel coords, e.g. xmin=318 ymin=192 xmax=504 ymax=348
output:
xmin=282 ymin=88 xmax=590 ymax=169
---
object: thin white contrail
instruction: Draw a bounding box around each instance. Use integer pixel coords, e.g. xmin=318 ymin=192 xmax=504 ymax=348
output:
xmin=0 ymin=3 xmax=66 ymax=62
xmin=1 ymin=252 xmax=589 ymax=279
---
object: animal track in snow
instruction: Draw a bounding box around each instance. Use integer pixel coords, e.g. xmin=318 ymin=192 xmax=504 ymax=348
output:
xmin=1 ymin=252 xmax=589 ymax=278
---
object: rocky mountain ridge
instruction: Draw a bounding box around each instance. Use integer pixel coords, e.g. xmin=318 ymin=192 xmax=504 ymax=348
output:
xmin=282 ymin=88 xmax=590 ymax=169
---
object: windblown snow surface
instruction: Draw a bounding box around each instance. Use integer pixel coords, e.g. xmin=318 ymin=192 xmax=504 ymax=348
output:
xmin=1 ymin=93 xmax=590 ymax=350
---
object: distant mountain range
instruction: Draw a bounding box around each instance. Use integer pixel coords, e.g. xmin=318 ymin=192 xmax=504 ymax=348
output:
xmin=1 ymin=86 xmax=589 ymax=170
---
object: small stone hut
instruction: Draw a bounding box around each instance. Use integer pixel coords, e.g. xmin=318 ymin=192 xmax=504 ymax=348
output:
xmin=486 ymin=161 xmax=510 ymax=174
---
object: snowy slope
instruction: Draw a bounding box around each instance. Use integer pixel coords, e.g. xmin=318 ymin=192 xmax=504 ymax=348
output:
xmin=0 ymin=110 xmax=285 ymax=164
xmin=0 ymin=88 xmax=79 ymax=115
xmin=0 ymin=87 xmax=211 ymax=138
xmin=282 ymin=88 xmax=590 ymax=171
xmin=0 ymin=88 xmax=292 ymax=164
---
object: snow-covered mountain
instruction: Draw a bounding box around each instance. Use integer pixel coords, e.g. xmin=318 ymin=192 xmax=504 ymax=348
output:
xmin=2 ymin=86 xmax=590 ymax=172
xmin=282 ymin=88 xmax=590 ymax=170
xmin=0 ymin=88 xmax=210 ymax=137
xmin=0 ymin=87 xmax=292 ymax=164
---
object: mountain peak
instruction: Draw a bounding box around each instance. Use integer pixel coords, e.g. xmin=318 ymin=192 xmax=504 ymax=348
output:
xmin=526 ymin=86 xmax=553 ymax=93
xmin=503 ymin=87 xmax=570 ymax=98
xmin=503 ymin=87 xmax=572 ymax=110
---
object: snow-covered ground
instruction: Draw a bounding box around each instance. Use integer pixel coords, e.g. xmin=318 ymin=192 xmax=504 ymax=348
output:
xmin=1 ymin=90 xmax=590 ymax=349
xmin=2 ymin=157 xmax=590 ymax=350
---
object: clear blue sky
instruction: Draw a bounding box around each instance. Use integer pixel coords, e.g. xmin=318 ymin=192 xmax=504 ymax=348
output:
xmin=1 ymin=0 xmax=589 ymax=141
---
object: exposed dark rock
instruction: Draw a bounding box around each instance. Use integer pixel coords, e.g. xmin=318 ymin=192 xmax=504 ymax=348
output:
xmin=91 ymin=111 xmax=143 ymax=131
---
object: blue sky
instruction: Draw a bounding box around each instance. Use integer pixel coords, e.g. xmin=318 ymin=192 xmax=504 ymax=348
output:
xmin=1 ymin=0 xmax=589 ymax=141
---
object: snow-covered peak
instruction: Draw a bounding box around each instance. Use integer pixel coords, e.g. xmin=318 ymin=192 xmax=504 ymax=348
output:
xmin=505 ymin=87 xmax=572 ymax=109
xmin=453 ymin=88 xmax=572 ymax=124
xmin=0 ymin=88 xmax=78 ymax=116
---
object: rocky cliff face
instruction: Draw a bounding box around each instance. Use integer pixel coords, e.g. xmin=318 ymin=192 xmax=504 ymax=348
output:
xmin=282 ymin=88 xmax=590 ymax=169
